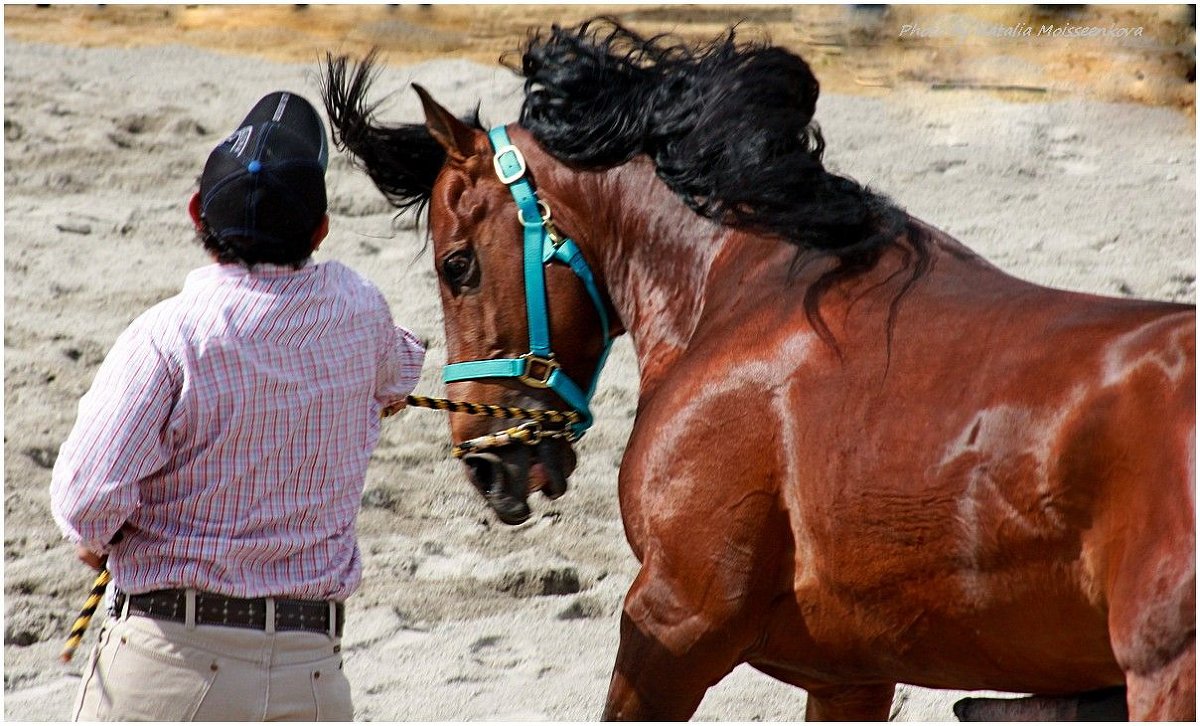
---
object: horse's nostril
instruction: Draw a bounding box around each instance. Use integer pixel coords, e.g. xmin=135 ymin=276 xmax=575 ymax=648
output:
xmin=462 ymin=453 xmax=503 ymax=496
xmin=460 ymin=451 xmax=533 ymax=525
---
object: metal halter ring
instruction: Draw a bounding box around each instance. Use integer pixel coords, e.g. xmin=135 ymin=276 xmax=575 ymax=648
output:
xmin=517 ymin=200 xmax=552 ymax=228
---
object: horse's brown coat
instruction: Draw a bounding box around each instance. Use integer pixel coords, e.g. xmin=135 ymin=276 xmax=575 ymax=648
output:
xmin=413 ymin=108 xmax=1195 ymax=719
xmin=309 ymin=48 xmax=1199 ymax=712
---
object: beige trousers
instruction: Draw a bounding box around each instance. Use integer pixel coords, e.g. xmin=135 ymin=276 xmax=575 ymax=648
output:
xmin=72 ymin=613 xmax=353 ymax=721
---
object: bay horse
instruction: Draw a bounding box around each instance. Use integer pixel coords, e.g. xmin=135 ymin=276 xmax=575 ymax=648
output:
xmin=322 ymin=19 xmax=1195 ymax=721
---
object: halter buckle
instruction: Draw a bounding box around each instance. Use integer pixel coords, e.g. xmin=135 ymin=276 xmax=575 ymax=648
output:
xmin=519 ymin=353 xmax=559 ymax=388
xmin=492 ymin=144 xmax=527 ymax=185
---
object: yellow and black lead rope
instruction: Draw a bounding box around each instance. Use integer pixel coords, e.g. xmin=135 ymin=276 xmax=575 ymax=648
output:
xmin=395 ymin=394 xmax=582 ymax=426
xmin=62 ymin=393 xmax=582 ymax=661
xmin=60 ymin=568 xmax=111 ymax=663
xmin=396 ymin=395 xmax=583 ymax=458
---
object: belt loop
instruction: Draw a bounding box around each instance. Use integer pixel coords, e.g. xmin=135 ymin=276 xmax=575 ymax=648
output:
xmin=184 ymin=588 xmax=197 ymax=630
xmin=328 ymin=602 xmax=337 ymax=639
xmin=120 ymin=590 xmax=131 ymax=621
xmin=265 ymin=598 xmax=276 ymax=635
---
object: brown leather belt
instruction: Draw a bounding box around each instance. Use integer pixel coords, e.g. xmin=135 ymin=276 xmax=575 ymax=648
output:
xmin=113 ymin=589 xmax=345 ymax=637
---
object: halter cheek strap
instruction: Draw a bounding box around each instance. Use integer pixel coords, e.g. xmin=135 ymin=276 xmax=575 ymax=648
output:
xmin=441 ymin=126 xmax=613 ymax=439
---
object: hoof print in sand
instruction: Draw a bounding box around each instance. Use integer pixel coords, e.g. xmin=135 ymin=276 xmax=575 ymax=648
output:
xmin=557 ymin=594 xmax=610 ymax=620
xmin=493 ymin=566 xmax=584 ymax=598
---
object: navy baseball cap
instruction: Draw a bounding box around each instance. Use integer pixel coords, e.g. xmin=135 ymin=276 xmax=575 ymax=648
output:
xmin=199 ymin=91 xmax=329 ymax=255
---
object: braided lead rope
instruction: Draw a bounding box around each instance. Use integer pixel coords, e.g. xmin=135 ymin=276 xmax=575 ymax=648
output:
xmin=61 ymin=568 xmax=111 ymax=663
xmin=451 ymin=421 xmax=574 ymax=459
xmin=60 ymin=395 xmax=579 ymax=663
xmin=387 ymin=396 xmax=581 ymax=458
xmin=390 ymin=395 xmax=583 ymax=425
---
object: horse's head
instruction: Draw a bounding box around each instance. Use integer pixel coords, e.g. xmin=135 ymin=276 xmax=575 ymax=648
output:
xmin=415 ymin=89 xmax=618 ymax=523
xmin=323 ymin=14 xmax=917 ymax=525
xmin=324 ymin=55 xmax=604 ymax=520
xmin=322 ymin=54 xmax=615 ymax=524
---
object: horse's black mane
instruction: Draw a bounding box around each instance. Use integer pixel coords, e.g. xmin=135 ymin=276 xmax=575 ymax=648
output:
xmin=516 ymin=18 xmax=932 ymax=349
xmin=322 ymin=19 xmax=932 ymax=350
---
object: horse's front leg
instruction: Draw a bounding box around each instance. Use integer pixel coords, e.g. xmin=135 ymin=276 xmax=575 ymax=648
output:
xmin=602 ymin=564 xmax=754 ymax=720
xmin=602 ymin=488 xmax=785 ymax=720
xmin=804 ymin=683 xmax=897 ymax=721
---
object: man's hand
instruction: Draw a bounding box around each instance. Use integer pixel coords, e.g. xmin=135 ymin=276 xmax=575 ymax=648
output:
xmin=75 ymin=545 xmax=105 ymax=571
xmin=74 ymin=526 xmax=124 ymax=570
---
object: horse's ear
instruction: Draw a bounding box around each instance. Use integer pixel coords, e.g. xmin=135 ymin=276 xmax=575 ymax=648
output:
xmin=414 ymin=83 xmax=477 ymax=162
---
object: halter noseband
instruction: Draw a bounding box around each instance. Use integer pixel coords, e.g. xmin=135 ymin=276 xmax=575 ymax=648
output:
xmin=440 ymin=126 xmax=614 ymax=441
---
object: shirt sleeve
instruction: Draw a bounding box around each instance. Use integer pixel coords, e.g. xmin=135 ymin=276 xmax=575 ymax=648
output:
xmin=376 ymin=322 xmax=426 ymax=404
xmin=49 ymin=322 xmax=179 ymax=553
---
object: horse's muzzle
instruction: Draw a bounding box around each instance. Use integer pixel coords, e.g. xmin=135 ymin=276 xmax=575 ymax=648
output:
xmin=460 ymin=439 xmax=576 ymax=525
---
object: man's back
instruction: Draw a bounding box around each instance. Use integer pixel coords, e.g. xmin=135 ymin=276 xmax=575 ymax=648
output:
xmin=51 ymin=259 xmax=424 ymax=600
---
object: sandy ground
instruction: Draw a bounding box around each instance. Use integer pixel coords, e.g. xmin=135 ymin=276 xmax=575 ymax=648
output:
xmin=4 ymin=4 xmax=1195 ymax=110
xmin=3 ymin=7 xmax=1195 ymax=723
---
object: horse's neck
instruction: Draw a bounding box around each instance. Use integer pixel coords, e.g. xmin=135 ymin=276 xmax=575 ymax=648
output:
xmin=580 ymin=162 xmax=730 ymax=393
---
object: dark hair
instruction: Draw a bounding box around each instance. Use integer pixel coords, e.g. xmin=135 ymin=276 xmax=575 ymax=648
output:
xmin=195 ymin=219 xmax=314 ymax=269
xmin=515 ymin=18 xmax=933 ymax=350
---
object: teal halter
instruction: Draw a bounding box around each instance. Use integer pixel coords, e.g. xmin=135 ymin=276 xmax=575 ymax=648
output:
xmin=441 ymin=126 xmax=614 ymax=439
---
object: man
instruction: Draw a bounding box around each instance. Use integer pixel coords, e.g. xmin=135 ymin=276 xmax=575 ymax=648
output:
xmin=50 ymin=91 xmax=425 ymax=721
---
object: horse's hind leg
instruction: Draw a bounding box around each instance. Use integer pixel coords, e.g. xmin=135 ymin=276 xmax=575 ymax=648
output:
xmin=1110 ymin=555 xmax=1196 ymax=720
xmin=1103 ymin=465 xmax=1196 ymax=718
xmin=1106 ymin=517 xmax=1196 ymax=719
xmin=804 ymin=683 xmax=896 ymax=721
xmin=1103 ymin=320 xmax=1196 ymax=719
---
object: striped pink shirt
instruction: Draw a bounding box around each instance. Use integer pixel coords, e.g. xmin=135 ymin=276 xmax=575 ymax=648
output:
xmin=50 ymin=260 xmax=425 ymax=600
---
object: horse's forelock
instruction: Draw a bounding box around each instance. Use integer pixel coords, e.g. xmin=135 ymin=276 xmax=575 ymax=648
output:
xmin=321 ymin=51 xmax=460 ymax=219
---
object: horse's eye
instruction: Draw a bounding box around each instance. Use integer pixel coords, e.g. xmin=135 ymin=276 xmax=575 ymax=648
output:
xmin=441 ymin=250 xmax=476 ymax=287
